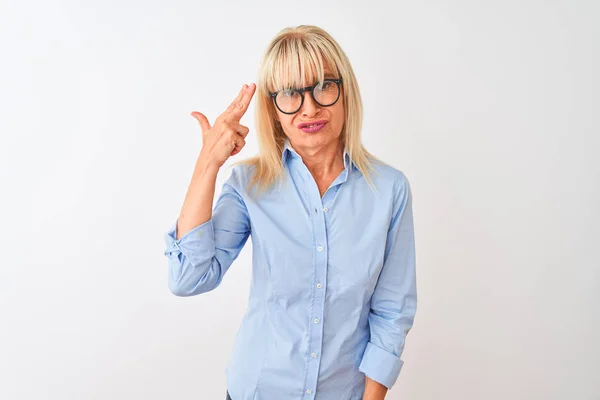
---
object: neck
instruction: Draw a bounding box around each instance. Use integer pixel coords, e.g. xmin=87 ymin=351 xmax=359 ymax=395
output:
xmin=291 ymin=139 xmax=345 ymax=179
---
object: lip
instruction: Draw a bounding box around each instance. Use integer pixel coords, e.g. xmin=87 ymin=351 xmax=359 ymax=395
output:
xmin=297 ymin=120 xmax=328 ymax=129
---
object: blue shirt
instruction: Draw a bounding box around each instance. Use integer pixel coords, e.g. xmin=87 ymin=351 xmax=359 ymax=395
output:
xmin=163 ymin=140 xmax=417 ymax=400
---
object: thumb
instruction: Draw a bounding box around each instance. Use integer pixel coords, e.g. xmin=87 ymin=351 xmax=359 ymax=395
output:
xmin=191 ymin=111 xmax=211 ymax=133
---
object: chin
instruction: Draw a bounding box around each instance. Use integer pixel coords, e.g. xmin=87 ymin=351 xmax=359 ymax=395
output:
xmin=299 ymin=131 xmax=329 ymax=142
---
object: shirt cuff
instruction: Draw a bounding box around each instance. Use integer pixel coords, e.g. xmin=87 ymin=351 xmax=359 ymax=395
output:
xmin=163 ymin=218 xmax=215 ymax=265
xmin=358 ymin=341 xmax=404 ymax=390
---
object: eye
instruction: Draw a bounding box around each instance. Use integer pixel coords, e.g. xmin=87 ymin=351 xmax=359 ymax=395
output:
xmin=317 ymin=80 xmax=336 ymax=92
xmin=280 ymin=88 xmax=297 ymax=98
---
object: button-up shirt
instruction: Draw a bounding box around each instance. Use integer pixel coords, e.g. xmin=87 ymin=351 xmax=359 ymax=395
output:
xmin=163 ymin=140 xmax=417 ymax=400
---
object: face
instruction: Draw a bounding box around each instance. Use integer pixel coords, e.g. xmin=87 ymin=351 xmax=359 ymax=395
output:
xmin=273 ymin=68 xmax=345 ymax=155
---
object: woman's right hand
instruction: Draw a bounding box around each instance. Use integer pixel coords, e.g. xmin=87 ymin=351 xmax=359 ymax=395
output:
xmin=191 ymin=82 xmax=256 ymax=168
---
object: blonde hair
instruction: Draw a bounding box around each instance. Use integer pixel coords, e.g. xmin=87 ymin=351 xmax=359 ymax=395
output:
xmin=234 ymin=25 xmax=379 ymax=196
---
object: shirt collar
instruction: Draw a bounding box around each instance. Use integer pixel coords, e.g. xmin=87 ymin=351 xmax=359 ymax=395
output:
xmin=281 ymin=138 xmax=353 ymax=171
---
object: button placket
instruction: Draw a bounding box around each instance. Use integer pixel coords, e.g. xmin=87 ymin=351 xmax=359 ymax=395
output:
xmin=301 ymin=162 xmax=330 ymax=399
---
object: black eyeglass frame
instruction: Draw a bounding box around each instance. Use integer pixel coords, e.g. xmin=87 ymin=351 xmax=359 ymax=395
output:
xmin=268 ymin=78 xmax=344 ymax=115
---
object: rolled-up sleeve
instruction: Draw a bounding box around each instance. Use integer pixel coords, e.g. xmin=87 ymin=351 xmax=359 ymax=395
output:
xmin=163 ymin=166 xmax=251 ymax=297
xmin=358 ymin=172 xmax=417 ymax=389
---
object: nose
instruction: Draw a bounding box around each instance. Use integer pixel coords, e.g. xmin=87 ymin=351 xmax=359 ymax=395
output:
xmin=299 ymin=91 xmax=321 ymax=117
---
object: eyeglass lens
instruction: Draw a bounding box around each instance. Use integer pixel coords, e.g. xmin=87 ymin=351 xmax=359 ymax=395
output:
xmin=275 ymin=80 xmax=340 ymax=114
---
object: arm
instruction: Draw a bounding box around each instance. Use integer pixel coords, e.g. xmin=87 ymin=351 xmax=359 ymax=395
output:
xmin=164 ymin=83 xmax=256 ymax=296
xmin=363 ymin=376 xmax=388 ymax=400
xmin=163 ymin=165 xmax=251 ymax=296
xmin=175 ymin=155 xmax=220 ymax=240
xmin=359 ymin=172 xmax=417 ymax=394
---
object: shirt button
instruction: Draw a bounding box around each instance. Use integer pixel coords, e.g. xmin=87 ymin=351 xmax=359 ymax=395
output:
xmin=311 ymin=352 xmax=317 ymax=358
xmin=317 ymin=246 xmax=323 ymax=252
xmin=313 ymin=318 xmax=319 ymax=324
xmin=306 ymin=389 xmax=312 ymax=394
xmin=323 ymin=207 xmax=329 ymax=212
xmin=316 ymin=283 xmax=322 ymax=289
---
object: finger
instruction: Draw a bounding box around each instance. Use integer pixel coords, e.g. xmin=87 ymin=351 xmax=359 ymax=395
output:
xmin=230 ymin=137 xmax=246 ymax=156
xmin=222 ymin=85 xmax=247 ymax=116
xmin=190 ymin=112 xmax=211 ymax=133
xmin=229 ymin=133 xmax=245 ymax=156
xmin=224 ymin=83 xmax=256 ymax=121
xmin=232 ymin=122 xmax=250 ymax=138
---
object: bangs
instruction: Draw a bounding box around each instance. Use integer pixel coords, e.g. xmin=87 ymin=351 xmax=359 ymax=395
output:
xmin=267 ymin=36 xmax=338 ymax=93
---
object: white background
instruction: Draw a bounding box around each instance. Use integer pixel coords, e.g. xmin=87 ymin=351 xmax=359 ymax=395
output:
xmin=1 ymin=1 xmax=598 ymax=399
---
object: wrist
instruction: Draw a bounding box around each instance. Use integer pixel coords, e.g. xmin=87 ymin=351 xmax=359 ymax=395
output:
xmin=194 ymin=153 xmax=221 ymax=176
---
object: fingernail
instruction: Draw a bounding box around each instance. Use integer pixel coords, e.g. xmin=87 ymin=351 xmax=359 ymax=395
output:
xmin=243 ymin=84 xmax=248 ymax=89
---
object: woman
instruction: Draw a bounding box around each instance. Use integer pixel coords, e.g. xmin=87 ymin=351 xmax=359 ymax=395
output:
xmin=164 ymin=25 xmax=417 ymax=400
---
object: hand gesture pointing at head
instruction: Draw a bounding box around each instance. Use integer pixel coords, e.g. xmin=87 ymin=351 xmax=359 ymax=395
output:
xmin=175 ymin=82 xmax=256 ymax=239
xmin=191 ymin=83 xmax=256 ymax=168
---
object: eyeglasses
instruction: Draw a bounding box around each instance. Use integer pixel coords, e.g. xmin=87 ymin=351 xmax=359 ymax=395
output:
xmin=268 ymin=78 xmax=343 ymax=114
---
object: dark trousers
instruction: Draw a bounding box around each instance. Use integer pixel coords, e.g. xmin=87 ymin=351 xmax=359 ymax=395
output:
xmin=225 ymin=390 xmax=232 ymax=400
